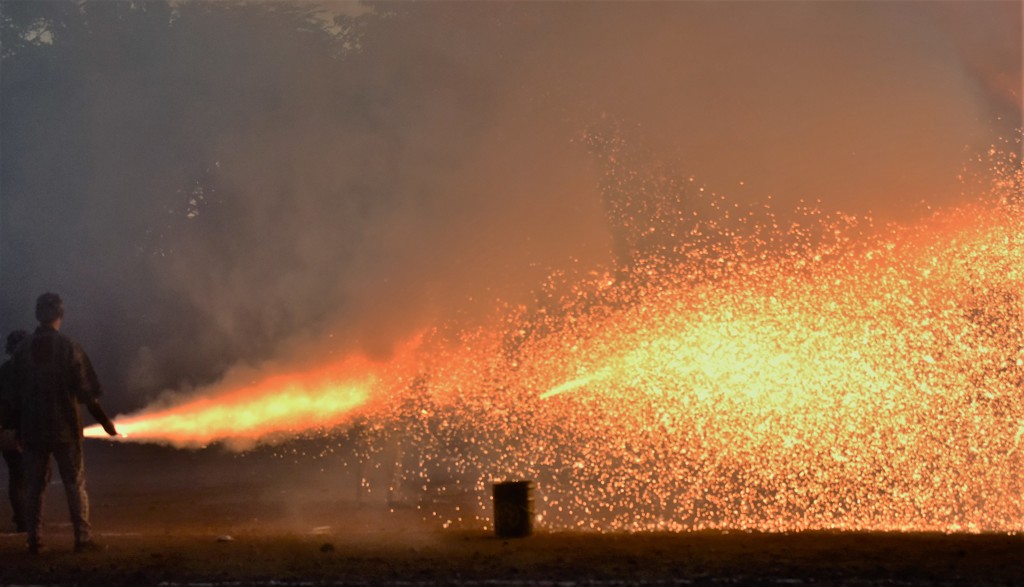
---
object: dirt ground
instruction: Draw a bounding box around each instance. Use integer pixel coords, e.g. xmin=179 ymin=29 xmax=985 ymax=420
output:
xmin=0 ymin=441 xmax=1020 ymax=586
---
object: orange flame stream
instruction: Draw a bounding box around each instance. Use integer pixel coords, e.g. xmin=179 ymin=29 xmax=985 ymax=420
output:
xmin=84 ymin=339 xmax=423 ymax=449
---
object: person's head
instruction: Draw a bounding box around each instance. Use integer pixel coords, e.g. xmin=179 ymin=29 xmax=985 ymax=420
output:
xmin=4 ymin=330 xmax=27 ymax=355
xmin=35 ymin=292 xmax=64 ymax=327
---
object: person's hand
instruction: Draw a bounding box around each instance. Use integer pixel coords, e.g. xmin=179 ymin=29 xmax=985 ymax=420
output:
xmin=85 ymin=400 xmax=118 ymax=437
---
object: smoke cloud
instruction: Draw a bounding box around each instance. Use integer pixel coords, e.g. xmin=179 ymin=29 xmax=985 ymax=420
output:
xmin=1 ymin=1 xmax=1019 ymax=414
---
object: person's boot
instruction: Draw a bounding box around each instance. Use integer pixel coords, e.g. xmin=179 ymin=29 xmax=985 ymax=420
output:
xmin=74 ymin=539 xmax=105 ymax=553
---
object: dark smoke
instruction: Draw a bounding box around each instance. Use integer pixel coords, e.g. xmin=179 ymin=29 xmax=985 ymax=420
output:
xmin=1 ymin=1 xmax=1019 ymax=414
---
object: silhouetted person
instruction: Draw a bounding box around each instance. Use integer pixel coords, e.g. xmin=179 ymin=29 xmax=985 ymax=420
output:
xmin=11 ymin=293 xmax=117 ymax=553
xmin=0 ymin=329 xmax=29 ymax=532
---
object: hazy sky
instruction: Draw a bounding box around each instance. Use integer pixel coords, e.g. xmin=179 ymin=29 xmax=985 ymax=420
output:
xmin=1 ymin=1 xmax=1020 ymax=413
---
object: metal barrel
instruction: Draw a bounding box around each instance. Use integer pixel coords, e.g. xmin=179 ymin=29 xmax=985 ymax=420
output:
xmin=492 ymin=480 xmax=534 ymax=538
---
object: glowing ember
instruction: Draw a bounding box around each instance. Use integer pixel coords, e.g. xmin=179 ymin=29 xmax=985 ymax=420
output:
xmin=87 ymin=147 xmax=1023 ymax=533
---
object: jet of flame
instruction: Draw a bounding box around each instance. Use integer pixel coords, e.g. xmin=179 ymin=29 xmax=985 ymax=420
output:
xmin=84 ymin=339 xmax=423 ymax=449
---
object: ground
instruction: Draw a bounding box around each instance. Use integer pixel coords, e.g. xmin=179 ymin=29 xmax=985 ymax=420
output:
xmin=0 ymin=441 xmax=1020 ymax=586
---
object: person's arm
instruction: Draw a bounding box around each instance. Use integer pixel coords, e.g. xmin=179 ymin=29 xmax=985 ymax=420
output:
xmin=86 ymin=400 xmax=117 ymax=436
xmin=73 ymin=345 xmax=117 ymax=436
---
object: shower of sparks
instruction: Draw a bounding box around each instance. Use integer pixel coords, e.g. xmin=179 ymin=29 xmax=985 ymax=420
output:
xmin=379 ymin=198 xmax=1022 ymax=533
xmin=88 ymin=143 xmax=1023 ymax=532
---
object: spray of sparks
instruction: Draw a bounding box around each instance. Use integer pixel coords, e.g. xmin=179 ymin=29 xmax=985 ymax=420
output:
xmin=86 ymin=142 xmax=1023 ymax=532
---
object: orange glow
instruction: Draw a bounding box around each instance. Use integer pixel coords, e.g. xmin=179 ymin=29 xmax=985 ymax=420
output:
xmin=86 ymin=169 xmax=1023 ymax=532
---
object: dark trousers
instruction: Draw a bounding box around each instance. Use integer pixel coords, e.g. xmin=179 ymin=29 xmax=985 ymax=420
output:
xmin=23 ymin=441 xmax=90 ymax=547
xmin=2 ymin=449 xmax=26 ymax=531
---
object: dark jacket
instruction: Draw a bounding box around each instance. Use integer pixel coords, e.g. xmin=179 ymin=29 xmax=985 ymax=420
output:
xmin=12 ymin=326 xmax=101 ymax=444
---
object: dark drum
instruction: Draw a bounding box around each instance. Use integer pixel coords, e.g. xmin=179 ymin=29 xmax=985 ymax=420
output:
xmin=492 ymin=480 xmax=534 ymax=538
